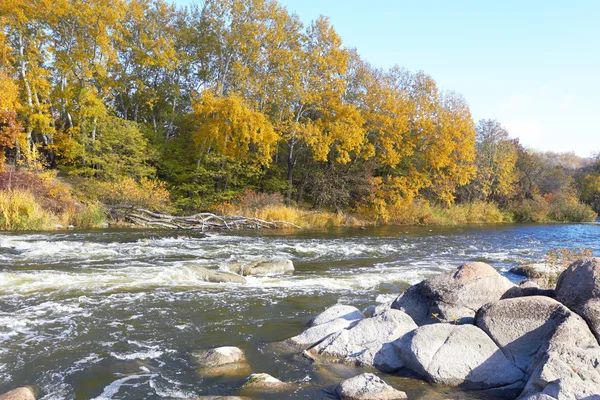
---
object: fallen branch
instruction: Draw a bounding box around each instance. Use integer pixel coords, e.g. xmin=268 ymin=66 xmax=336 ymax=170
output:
xmin=109 ymin=206 xmax=301 ymax=230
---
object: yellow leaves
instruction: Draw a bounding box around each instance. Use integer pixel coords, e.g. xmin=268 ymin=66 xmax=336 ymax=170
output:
xmin=192 ymin=90 xmax=278 ymax=167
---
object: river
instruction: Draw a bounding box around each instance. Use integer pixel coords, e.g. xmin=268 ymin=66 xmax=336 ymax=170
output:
xmin=0 ymin=222 xmax=599 ymax=399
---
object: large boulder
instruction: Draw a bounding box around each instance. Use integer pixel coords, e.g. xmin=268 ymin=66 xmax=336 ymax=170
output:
xmin=309 ymin=309 xmax=417 ymax=372
xmin=0 ymin=388 xmax=35 ymax=400
xmin=195 ymin=267 xmax=247 ymax=284
xmin=286 ymin=318 xmax=359 ymax=348
xmin=395 ymin=323 xmax=523 ymax=393
xmin=476 ymin=296 xmax=598 ymax=373
xmin=518 ymin=324 xmax=600 ymax=399
xmin=555 ymin=257 xmax=600 ymax=342
xmin=336 ymin=373 xmax=407 ymax=400
xmin=308 ymin=304 xmax=364 ymax=327
xmin=392 ymin=262 xmax=515 ymax=325
xmin=227 ymin=259 xmax=294 ymax=276
xmin=193 ymin=346 xmax=251 ymax=377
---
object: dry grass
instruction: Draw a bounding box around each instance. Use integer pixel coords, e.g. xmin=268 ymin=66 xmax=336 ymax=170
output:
xmin=0 ymin=190 xmax=58 ymax=230
xmin=216 ymin=202 xmax=368 ymax=229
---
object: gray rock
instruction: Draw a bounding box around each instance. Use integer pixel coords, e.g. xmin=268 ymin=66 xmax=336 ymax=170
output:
xmin=519 ymin=395 xmax=557 ymax=400
xmin=227 ymin=259 xmax=294 ymax=276
xmin=0 ymin=388 xmax=36 ymax=400
xmin=241 ymin=373 xmax=290 ymax=391
xmin=308 ymin=304 xmax=364 ymax=327
xmin=193 ymin=346 xmax=251 ymax=378
xmin=501 ymin=280 xmax=555 ymax=299
xmin=195 ymin=397 xmax=250 ymax=400
xmin=193 ymin=346 xmax=246 ymax=368
xmin=509 ymin=263 xmax=553 ymax=278
xmin=336 ymin=373 xmax=407 ymax=400
xmin=519 ymin=344 xmax=600 ymax=399
xmin=392 ymin=262 xmax=515 ymax=325
xmin=578 ymin=298 xmax=600 ymax=342
xmin=476 ymin=296 xmax=597 ymax=373
xmin=363 ymin=301 xmax=393 ymax=318
xmin=195 ymin=267 xmax=246 ymax=284
xmin=555 ymin=257 xmax=600 ymax=342
xmin=555 ymin=257 xmax=600 ymax=307
xmin=395 ymin=323 xmax=523 ymax=391
xmin=310 ymin=309 xmax=417 ymax=372
xmin=286 ymin=318 xmax=359 ymax=348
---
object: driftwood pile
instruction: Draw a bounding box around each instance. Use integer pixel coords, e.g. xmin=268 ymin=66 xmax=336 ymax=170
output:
xmin=110 ymin=207 xmax=301 ymax=230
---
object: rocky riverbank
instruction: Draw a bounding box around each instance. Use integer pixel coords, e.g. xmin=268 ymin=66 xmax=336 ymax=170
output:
xmin=3 ymin=258 xmax=600 ymax=399
xmin=284 ymin=259 xmax=600 ymax=399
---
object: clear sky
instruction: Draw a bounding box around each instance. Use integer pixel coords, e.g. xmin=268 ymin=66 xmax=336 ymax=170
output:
xmin=176 ymin=0 xmax=600 ymax=156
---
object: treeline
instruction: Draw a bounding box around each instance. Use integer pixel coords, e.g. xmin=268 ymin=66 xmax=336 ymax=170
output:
xmin=0 ymin=0 xmax=597 ymax=227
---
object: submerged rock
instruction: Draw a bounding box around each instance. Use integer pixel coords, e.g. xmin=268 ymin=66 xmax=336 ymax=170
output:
xmin=195 ymin=267 xmax=247 ymax=284
xmin=308 ymin=304 xmax=364 ymax=327
xmin=0 ymin=387 xmax=36 ymax=400
xmin=193 ymin=346 xmax=251 ymax=378
xmin=391 ymin=262 xmax=514 ymax=325
xmin=286 ymin=318 xmax=359 ymax=348
xmin=310 ymin=309 xmax=416 ymax=372
xmin=227 ymin=259 xmax=294 ymax=276
xmin=336 ymin=373 xmax=407 ymax=400
xmin=396 ymin=323 xmax=523 ymax=393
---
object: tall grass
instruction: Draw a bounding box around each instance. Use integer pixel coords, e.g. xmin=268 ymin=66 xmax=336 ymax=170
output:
xmin=0 ymin=190 xmax=57 ymax=230
xmin=0 ymin=170 xmax=108 ymax=231
xmin=370 ymin=200 xmax=510 ymax=226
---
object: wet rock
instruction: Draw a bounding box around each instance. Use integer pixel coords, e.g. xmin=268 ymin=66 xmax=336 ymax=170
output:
xmin=286 ymin=318 xmax=359 ymax=348
xmin=308 ymin=304 xmax=364 ymax=327
xmin=310 ymin=309 xmax=417 ymax=372
xmin=555 ymin=257 xmax=600 ymax=341
xmin=392 ymin=262 xmax=515 ymax=325
xmin=476 ymin=296 xmax=597 ymax=373
xmin=336 ymin=373 xmax=407 ymax=400
xmin=0 ymin=387 xmax=36 ymax=400
xmin=241 ymin=373 xmax=290 ymax=391
xmin=227 ymin=259 xmax=294 ymax=276
xmin=195 ymin=267 xmax=246 ymax=284
xmin=193 ymin=346 xmax=246 ymax=368
xmin=193 ymin=346 xmax=251 ymax=377
xmin=501 ymin=280 xmax=555 ymax=299
xmin=395 ymin=323 xmax=523 ymax=392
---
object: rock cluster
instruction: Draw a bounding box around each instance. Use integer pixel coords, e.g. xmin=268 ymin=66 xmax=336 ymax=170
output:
xmin=286 ymin=258 xmax=600 ymax=399
xmin=193 ymin=258 xmax=295 ymax=284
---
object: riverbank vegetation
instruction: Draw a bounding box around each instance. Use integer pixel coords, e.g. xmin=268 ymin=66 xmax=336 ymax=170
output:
xmin=0 ymin=0 xmax=598 ymax=230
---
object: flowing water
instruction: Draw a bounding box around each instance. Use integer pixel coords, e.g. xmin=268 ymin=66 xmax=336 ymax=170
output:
xmin=0 ymin=223 xmax=599 ymax=399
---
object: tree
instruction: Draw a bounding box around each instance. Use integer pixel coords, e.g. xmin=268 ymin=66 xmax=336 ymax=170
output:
xmin=190 ymin=90 xmax=278 ymax=168
xmin=461 ymin=119 xmax=517 ymax=203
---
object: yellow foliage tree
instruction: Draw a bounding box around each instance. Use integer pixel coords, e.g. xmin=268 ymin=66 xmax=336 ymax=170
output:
xmin=191 ymin=90 xmax=278 ymax=167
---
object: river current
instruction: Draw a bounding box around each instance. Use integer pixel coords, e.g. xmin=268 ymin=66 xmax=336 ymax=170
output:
xmin=0 ymin=223 xmax=599 ymax=399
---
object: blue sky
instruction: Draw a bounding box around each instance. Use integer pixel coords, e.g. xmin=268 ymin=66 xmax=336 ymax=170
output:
xmin=176 ymin=0 xmax=600 ymax=156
